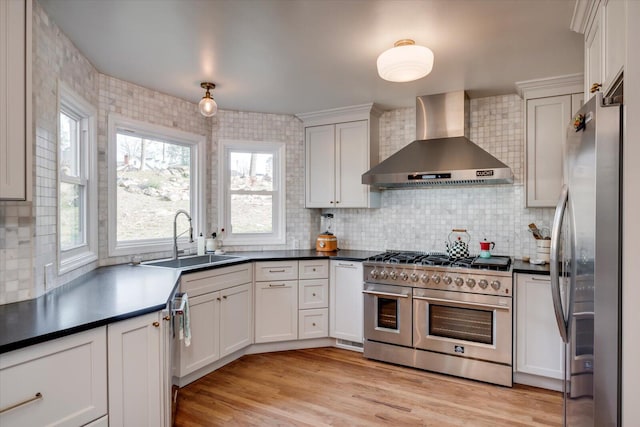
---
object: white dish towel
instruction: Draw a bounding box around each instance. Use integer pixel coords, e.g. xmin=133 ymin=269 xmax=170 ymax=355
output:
xmin=177 ymin=293 xmax=191 ymax=347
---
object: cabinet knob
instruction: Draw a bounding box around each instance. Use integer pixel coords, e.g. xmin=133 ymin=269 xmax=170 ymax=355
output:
xmin=223 ymin=295 xmax=227 ymax=299
xmin=335 ymin=201 xmax=340 ymax=204
xmin=217 ymin=297 xmax=221 ymax=301
xmin=590 ymin=82 xmax=602 ymax=93
xmin=153 ymin=321 xmax=160 ymax=327
xmin=312 ymin=323 xmax=316 ymax=326
xmin=330 ymin=201 xmax=334 ymax=204
xmin=312 ymin=293 xmax=316 ymax=296
xmin=163 ymin=315 xmax=171 ymax=321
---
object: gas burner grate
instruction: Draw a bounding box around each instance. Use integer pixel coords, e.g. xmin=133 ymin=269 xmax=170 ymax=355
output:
xmin=366 ymin=251 xmax=512 ymax=272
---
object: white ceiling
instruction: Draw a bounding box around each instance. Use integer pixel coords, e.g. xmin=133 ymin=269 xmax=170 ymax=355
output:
xmin=39 ymin=0 xmax=584 ymax=115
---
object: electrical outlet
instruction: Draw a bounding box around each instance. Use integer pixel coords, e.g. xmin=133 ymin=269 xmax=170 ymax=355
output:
xmin=44 ymin=263 xmax=54 ymax=291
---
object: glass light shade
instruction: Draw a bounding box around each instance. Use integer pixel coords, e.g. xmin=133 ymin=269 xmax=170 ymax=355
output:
xmin=199 ymin=96 xmax=218 ymax=117
xmin=377 ymin=43 xmax=434 ymax=83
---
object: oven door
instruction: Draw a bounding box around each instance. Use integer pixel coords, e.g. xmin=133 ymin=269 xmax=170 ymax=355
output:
xmin=413 ymin=288 xmax=512 ymax=365
xmin=363 ymin=283 xmax=413 ymax=347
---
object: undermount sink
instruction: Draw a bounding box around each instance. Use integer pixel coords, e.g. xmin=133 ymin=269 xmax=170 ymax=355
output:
xmin=143 ymin=254 xmax=241 ymax=269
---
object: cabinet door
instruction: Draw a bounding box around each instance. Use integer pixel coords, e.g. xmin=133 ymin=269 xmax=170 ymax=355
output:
xmin=0 ymin=328 xmax=107 ymax=427
xmin=526 ymin=95 xmax=572 ymax=207
xmin=585 ymin=6 xmax=602 ymax=100
xmin=515 ymin=274 xmax=564 ymax=379
xmin=108 ymin=312 xmax=164 ymax=427
xmin=177 ymin=292 xmax=220 ymax=376
xmin=305 ymin=124 xmax=335 ymax=208
xmin=254 ymin=281 xmax=298 ymax=343
xmin=0 ymin=0 xmax=30 ymax=200
xmin=220 ymin=283 xmax=253 ymax=357
xmin=298 ymin=308 xmax=329 ymax=339
xmin=329 ymin=261 xmax=363 ymax=343
xmin=603 ymin=0 xmax=625 ymax=94
xmin=335 ymin=120 xmax=369 ymax=208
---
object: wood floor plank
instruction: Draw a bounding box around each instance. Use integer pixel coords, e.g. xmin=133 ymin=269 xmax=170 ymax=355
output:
xmin=174 ymin=347 xmax=562 ymax=426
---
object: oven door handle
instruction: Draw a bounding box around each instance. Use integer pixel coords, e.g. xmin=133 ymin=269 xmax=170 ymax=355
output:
xmin=362 ymin=290 xmax=410 ymax=298
xmin=413 ymin=295 xmax=510 ymax=311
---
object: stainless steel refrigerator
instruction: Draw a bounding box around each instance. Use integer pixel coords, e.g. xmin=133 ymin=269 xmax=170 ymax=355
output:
xmin=549 ymin=91 xmax=622 ymax=426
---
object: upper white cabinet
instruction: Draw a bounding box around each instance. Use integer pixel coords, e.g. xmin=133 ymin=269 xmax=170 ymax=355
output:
xmin=298 ymin=104 xmax=382 ymax=208
xmin=516 ymin=75 xmax=583 ymax=207
xmin=0 ymin=328 xmax=107 ymax=427
xmin=514 ymin=273 xmax=564 ymax=391
xmin=0 ymin=0 xmax=31 ymax=200
xmin=572 ymin=0 xmax=626 ymax=99
xmin=329 ymin=260 xmax=363 ymax=344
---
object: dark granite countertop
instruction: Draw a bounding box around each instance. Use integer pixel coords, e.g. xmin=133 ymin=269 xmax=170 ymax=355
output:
xmin=512 ymin=259 xmax=551 ymax=275
xmin=0 ymin=249 xmax=379 ymax=354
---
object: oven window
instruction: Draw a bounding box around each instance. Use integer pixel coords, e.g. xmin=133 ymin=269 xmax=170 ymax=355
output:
xmin=377 ymin=298 xmax=398 ymax=330
xmin=429 ymin=304 xmax=493 ymax=345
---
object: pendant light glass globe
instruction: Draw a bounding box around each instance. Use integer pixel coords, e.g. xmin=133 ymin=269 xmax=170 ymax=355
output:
xmin=377 ymin=40 xmax=434 ymax=83
xmin=198 ymin=82 xmax=218 ymax=117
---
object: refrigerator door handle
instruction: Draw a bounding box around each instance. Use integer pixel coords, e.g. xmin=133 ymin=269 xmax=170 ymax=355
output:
xmin=550 ymin=185 xmax=569 ymax=344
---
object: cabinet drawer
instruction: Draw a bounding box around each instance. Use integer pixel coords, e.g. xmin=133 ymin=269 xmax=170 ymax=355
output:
xmin=298 ymin=260 xmax=329 ymax=279
xmin=299 ymin=279 xmax=328 ymax=309
xmin=298 ymin=308 xmax=329 ymax=340
xmin=181 ymin=263 xmax=252 ymax=297
xmin=0 ymin=328 xmax=107 ymax=427
xmin=255 ymin=261 xmax=298 ymax=281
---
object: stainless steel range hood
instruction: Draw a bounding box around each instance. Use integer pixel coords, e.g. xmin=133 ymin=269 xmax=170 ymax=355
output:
xmin=362 ymin=91 xmax=513 ymax=188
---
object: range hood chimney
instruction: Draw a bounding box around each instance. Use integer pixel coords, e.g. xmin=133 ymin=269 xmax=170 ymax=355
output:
xmin=362 ymin=91 xmax=513 ymax=188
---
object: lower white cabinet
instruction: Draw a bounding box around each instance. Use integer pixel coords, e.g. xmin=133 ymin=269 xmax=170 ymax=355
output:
xmin=255 ymin=280 xmax=298 ymax=343
xmin=299 ymin=308 xmax=329 ymax=339
xmin=515 ymin=273 xmax=564 ymax=385
xmin=0 ymin=328 xmax=107 ymax=427
xmin=177 ymin=265 xmax=253 ymax=378
xmin=329 ymin=260 xmax=363 ymax=343
xmin=108 ymin=311 xmax=170 ymax=427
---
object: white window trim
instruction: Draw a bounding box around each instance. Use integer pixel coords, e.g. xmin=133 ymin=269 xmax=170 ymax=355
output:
xmin=218 ymin=139 xmax=286 ymax=246
xmin=107 ymin=113 xmax=206 ymax=257
xmin=57 ymin=81 xmax=98 ymax=274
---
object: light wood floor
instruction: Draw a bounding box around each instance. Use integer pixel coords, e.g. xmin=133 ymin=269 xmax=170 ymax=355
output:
xmin=174 ymin=347 xmax=562 ymax=427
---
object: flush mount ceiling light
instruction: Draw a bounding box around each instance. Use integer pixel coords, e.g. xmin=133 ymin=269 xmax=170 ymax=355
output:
xmin=377 ymin=39 xmax=434 ymax=83
xmin=198 ymin=82 xmax=218 ymax=117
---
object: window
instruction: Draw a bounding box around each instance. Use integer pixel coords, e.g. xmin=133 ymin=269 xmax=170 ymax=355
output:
xmin=58 ymin=82 xmax=97 ymax=273
xmin=107 ymin=114 xmax=205 ymax=257
xmin=218 ymin=140 xmax=286 ymax=245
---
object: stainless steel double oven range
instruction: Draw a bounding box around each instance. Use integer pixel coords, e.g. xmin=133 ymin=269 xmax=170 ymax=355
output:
xmin=363 ymin=251 xmax=513 ymax=387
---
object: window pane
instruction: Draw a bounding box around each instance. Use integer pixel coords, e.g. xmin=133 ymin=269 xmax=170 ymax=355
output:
xmin=60 ymin=112 xmax=80 ymax=177
xmin=60 ymin=182 xmax=84 ymax=249
xmin=229 ymin=152 xmax=273 ymax=191
xmin=230 ymin=194 xmax=272 ymax=234
xmin=116 ymin=133 xmax=191 ymax=241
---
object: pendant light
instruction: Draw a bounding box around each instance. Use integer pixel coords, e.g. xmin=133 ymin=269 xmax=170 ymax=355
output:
xmin=377 ymin=39 xmax=434 ymax=83
xmin=199 ymin=82 xmax=218 ymax=117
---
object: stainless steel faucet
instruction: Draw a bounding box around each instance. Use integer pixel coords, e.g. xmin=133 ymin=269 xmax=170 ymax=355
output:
xmin=173 ymin=209 xmax=193 ymax=259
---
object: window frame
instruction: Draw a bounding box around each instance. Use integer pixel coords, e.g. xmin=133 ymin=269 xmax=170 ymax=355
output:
xmin=218 ymin=139 xmax=286 ymax=246
xmin=107 ymin=113 xmax=206 ymax=257
xmin=57 ymin=81 xmax=98 ymax=274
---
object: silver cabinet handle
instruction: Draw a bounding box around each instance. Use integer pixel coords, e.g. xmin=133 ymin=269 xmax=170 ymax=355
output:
xmin=0 ymin=392 xmax=43 ymax=414
xmin=413 ymin=295 xmax=509 ymax=311
xmin=268 ymin=269 xmax=286 ymax=273
xmin=337 ymin=263 xmax=355 ymax=268
xmin=531 ymin=276 xmax=551 ymax=282
xmin=362 ymin=290 xmax=409 ymax=298
xmin=269 ymin=283 xmax=286 ymax=288
xmin=550 ymin=185 xmax=569 ymax=344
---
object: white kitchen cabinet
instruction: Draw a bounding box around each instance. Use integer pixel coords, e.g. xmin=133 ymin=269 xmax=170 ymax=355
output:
xmin=177 ymin=264 xmax=253 ymax=377
xmin=514 ymin=274 xmax=564 ymax=390
xmin=329 ymin=260 xmax=363 ymax=344
xmin=298 ymin=103 xmax=382 ymax=209
xmin=516 ymin=75 xmax=583 ymax=207
xmin=0 ymin=327 xmax=107 ymax=427
xmin=0 ymin=0 xmax=31 ymax=200
xmin=297 ymin=260 xmax=329 ymax=339
xmin=255 ymin=280 xmax=298 ymax=343
xmin=299 ymin=308 xmax=329 ymax=340
xmin=573 ymin=0 xmax=626 ymax=99
xmin=108 ymin=311 xmax=170 ymax=427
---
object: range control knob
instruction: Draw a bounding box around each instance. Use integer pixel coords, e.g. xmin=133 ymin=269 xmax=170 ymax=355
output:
xmin=478 ymin=279 xmax=489 ymax=289
xmin=454 ymin=277 xmax=464 ymax=287
xmin=491 ymin=280 xmax=501 ymax=290
xmin=431 ymin=274 xmax=441 ymax=284
xmin=400 ymin=272 xmax=409 ymax=281
xmin=370 ymin=269 xmax=379 ymax=279
xmin=389 ymin=270 xmax=398 ymax=280
xmin=410 ymin=273 xmax=419 ymax=282
xmin=443 ymin=276 xmax=452 ymax=285
xmin=380 ymin=270 xmax=389 ymax=279
xmin=420 ymin=274 xmax=430 ymax=283
xmin=466 ymin=278 xmax=476 ymax=288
